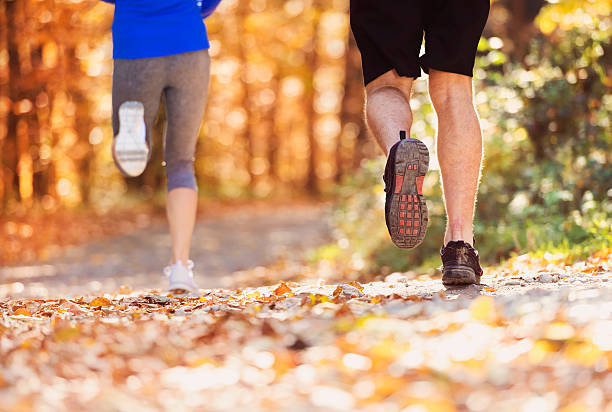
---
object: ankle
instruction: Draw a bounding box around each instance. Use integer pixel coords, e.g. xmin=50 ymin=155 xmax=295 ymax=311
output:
xmin=444 ymin=225 xmax=473 ymax=246
xmin=171 ymin=258 xmax=191 ymax=268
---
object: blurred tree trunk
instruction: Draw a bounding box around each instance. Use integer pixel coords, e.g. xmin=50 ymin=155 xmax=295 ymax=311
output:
xmin=5 ymin=0 xmax=21 ymax=207
xmin=0 ymin=0 xmax=7 ymax=208
xmin=305 ymin=0 xmax=321 ymax=193
xmin=495 ymin=0 xmax=546 ymax=62
xmin=337 ymin=30 xmax=365 ymax=180
xmin=267 ymin=80 xmax=280 ymax=181
xmin=237 ymin=0 xmax=255 ymax=189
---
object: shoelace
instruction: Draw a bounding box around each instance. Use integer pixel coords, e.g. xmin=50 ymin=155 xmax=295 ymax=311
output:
xmin=163 ymin=260 xmax=195 ymax=277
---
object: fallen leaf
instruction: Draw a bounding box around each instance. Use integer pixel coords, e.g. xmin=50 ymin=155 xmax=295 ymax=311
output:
xmin=273 ymin=283 xmax=292 ymax=295
xmin=370 ymin=295 xmax=383 ymax=303
xmin=347 ymin=281 xmax=364 ymax=291
xmin=143 ymin=295 xmax=172 ymax=305
xmin=13 ymin=308 xmax=31 ymax=316
xmin=59 ymin=301 xmax=87 ymax=315
xmin=54 ymin=326 xmax=80 ymax=342
xmin=333 ymin=286 xmax=343 ymax=298
xmin=89 ymin=297 xmax=111 ymax=307
xmin=469 ymin=295 xmax=496 ymax=322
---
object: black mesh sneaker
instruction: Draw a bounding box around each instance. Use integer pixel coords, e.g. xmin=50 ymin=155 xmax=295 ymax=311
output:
xmin=440 ymin=240 xmax=483 ymax=285
xmin=383 ymin=130 xmax=429 ymax=249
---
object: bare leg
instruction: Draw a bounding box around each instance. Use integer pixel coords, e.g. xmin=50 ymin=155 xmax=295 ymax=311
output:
xmin=365 ymin=70 xmax=414 ymax=154
xmin=428 ymin=69 xmax=482 ymax=246
xmin=166 ymin=187 xmax=198 ymax=264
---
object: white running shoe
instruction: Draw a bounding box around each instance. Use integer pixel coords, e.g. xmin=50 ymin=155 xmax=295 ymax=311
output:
xmin=112 ymin=101 xmax=149 ymax=177
xmin=165 ymin=260 xmax=198 ymax=293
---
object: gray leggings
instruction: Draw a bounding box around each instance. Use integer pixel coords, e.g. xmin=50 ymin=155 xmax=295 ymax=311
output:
xmin=112 ymin=50 xmax=210 ymax=191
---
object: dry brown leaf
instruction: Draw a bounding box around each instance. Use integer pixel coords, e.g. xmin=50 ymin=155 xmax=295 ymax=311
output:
xmin=347 ymin=281 xmax=364 ymax=291
xmin=59 ymin=301 xmax=87 ymax=315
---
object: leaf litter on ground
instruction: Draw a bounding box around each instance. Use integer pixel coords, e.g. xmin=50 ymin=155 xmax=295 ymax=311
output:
xmin=0 ymin=250 xmax=611 ymax=411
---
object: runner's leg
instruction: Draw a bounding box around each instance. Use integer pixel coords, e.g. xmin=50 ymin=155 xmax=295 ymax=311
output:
xmin=162 ymin=50 xmax=211 ymax=265
xmin=428 ymin=69 xmax=482 ymax=246
xmin=365 ymin=71 xmax=414 ymax=155
xmin=112 ymin=58 xmax=164 ymax=157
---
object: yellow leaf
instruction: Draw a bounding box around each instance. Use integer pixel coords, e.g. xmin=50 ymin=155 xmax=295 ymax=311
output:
xmin=403 ymin=398 xmax=457 ymax=412
xmin=89 ymin=297 xmax=111 ymax=307
xmin=544 ymin=322 xmax=574 ymax=340
xmin=529 ymin=339 xmax=557 ymax=364
xmin=55 ymin=326 xmax=80 ymax=342
xmin=469 ymin=296 xmax=496 ymax=322
xmin=198 ymin=296 xmax=207 ymax=303
xmin=564 ymin=342 xmax=602 ymax=367
xmin=559 ymin=402 xmax=590 ymax=412
xmin=188 ymin=357 xmax=214 ymax=367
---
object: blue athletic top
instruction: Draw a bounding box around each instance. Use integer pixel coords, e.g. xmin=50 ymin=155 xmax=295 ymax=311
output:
xmin=102 ymin=0 xmax=220 ymax=60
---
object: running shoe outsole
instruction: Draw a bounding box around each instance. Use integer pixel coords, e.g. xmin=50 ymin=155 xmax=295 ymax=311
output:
xmin=112 ymin=101 xmax=149 ymax=177
xmin=388 ymin=138 xmax=429 ymax=249
xmin=442 ymin=265 xmax=480 ymax=285
xmin=168 ymin=285 xmax=196 ymax=294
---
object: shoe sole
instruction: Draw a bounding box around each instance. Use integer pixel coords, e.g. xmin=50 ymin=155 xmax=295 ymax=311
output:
xmin=388 ymin=138 xmax=429 ymax=249
xmin=168 ymin=283 xmax=197 ymax=294
xmin=112 ymin=101 xmax=149 ymax=177
xmin=442 ymin=265 xmax=481 ymax=285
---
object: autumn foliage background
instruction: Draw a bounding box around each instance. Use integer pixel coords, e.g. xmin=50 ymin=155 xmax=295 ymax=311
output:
xmin=0 ymin=0 xmax=611 ymax=267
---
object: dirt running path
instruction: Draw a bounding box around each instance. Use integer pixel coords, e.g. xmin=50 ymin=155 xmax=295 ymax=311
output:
xmin=0 ymin=204 xmax=330 ymax=298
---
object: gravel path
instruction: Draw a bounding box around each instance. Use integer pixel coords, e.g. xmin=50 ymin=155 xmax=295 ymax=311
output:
xmin=0 ymin=204 xmax=330 ymax=298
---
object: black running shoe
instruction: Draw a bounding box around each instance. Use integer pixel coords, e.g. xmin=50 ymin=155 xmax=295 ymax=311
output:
xmin=440 ymin=240 xmax=483 ymax=285
xmin=383 ymin=130 xmax=429 ymax=249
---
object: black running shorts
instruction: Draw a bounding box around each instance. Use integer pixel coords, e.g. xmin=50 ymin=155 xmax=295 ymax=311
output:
xmin=350 ymin=0 xmax=490 ymax=85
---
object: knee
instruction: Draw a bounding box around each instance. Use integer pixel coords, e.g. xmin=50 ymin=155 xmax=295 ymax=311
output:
xmin=365 ymin=71 xmax=413 ymax=103
xmin=165 ymin=158 xmax=197 ymax=192
xmin=429 ymin=76 xmax=474 ymax=114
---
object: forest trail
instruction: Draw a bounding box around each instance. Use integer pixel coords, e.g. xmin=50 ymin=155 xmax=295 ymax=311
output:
xmin=0 ymin=204 xmax=330 ymax=298
xmin=1 ymin=205 xmax=611 ymax=411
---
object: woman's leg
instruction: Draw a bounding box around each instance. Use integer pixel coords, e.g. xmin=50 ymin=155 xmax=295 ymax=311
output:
xmin=163 ymin=50 xmax=211 ymax=266
xmin=112 ymin=58 xmax=165 ymax=155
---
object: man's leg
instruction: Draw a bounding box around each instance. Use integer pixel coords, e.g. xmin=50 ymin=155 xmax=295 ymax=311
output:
xmin=428 ymin=69 xmax=482 ymax=246
xmin=365 ymin=70 xmax=414 ymax=154
xmin=365 ymin=69 xmax=429 ymax=249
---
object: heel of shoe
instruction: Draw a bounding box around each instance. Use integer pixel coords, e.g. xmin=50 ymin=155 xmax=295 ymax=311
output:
xmin=442 ymin=265 xmax=477 ymax=285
